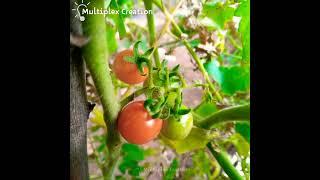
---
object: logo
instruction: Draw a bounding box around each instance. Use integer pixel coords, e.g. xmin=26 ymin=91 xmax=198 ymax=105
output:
xmin=72 ymin=0 xmax=91 ymax=22
xmin=72 ymin=0 xmax=153 ymax=22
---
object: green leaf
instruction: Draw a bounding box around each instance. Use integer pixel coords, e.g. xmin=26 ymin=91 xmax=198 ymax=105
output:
xmin=116 ymin=176 xmax=127 ymax=180
xmin=227 ymin=133 xmax=250 ymax=157
xmin=128 ymin=166 xmax=144 ymax=176
xmin=121 ymin=143 xmax=144 ymax=161
xmin=202 ymin=2 xmax=235 ymax=29
xmin=204 ymin=60 xmax=222 ymax=84
xmin=235 ymin=0 xmax=250 ymax=61
xmin=89 ymin=106 xmax=106 ymax=127
xmin=117 ymin=0 xmax=130 ymax=6
xmin=133 ymin=40 xmax=142 ymax=57
xmin=194 ymin=102 xmax=218 ymax=118
xmin=119 ymin=143 xmax=145 ymax=176
xmin=171 ymin=64 xmax=180 ymax=72
xmin=106 ymin=21 xmax=118 ymax=54
xmin=177 ymin=108 xmax=191 ymax=115
xmin=189 ymin=39 xmax=201 ymax=47
xmin=110 ymin=0 xmax=127 ymax=39
xmin=235 ymin=122 xmax=250 ymax=143
xmin=119 ymin=160 xmax=137 ymax=173
xmin=97 ymin=143 xmax=106 ymax=152
xmin=105 ymin=0 xmax=112 ymax=8
xmin=160 ymin=127 xmax=218 ymax=154
xmin=143 ymin=47 xmax=154 ymax=57
xmin=90 ymin=125 xmax=100 ymax=133
xmin=219 ymin=66 xmax=250 ymax=95
xmin=204 ymin=61 xmax=250 ymax=95
xmin=163 ymin=158 xmax=179 ymax=180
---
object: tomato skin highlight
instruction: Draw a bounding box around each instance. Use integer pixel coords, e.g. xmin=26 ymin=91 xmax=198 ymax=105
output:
xmin=161 ymin=113 xmax=193 ymax=140
xmin=117 ymin=101 xmax=163 ymax=145
xmin=113 ymin=49 xmax=148 ymax=84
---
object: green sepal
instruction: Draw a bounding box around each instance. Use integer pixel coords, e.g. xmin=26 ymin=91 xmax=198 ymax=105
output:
xmin=143 ymin=47 xmax=154 ymax=57
xmin=177 ymin=108 xmax=191 ymax=115
xmin=124 ymin=56 xmax=136 ymax=63
xmin=171 ymin=64 xmax=180 ymax=72
xmin=133 ymin=40 xmax=142 ymax=57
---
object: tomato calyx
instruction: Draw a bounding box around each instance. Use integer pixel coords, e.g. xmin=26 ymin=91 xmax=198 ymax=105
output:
xmin=143 ymin=60 xmax=191 ymax=120
xmin=123 ymin=41 xmax=154 ymax=76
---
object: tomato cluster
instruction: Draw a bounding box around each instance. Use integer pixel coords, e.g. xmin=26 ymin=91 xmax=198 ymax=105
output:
xmin=113 ymin=43 xmax=193 ymax=145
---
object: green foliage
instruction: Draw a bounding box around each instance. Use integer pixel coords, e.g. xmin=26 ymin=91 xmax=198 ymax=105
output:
xmin=204 ymin=60 xmax=250 ymax=95
xmin=108 ymin=0 xmax=127 ymax=39
xmin=235 ymin=122 xmax=250 ymax=142
xmin=194 ymin=102 xmax=218 ymax=118
xmin=106 ymin=19 xmax=118 ymax=54
xmin=118 ymin=143 xmax=145 ymax=176
xmin=183 ymin=151 xmax=219 ymax=180
xmin=202 ymin=1 xmax=235 ymax=29
xmin=163 ymin=158 xmax=179 ymax=180
xmin=189 ymin=39 xmax=201 ymax=48
xmin=235 ymin=0 xmax=250 ymax=61
xmin=225 ymin=133 xmax=250 ymax=157
xmin=160 ymin=127 xmax=218 ymax=154
xmin=89 ymin=105 xmax=106 ymax=127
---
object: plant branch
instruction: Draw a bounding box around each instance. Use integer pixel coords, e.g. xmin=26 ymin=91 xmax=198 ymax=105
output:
xmin=143 ymin=0 xmax=161 ymax=68
xmin=155 ymin=0 xmax=185 ymax=42
xmin=152 ymin=1 xmax=223 ymax=102
xmin=207 ymin=143 xmax=244 ymax=180
xmin=183 ymin=40 xmax=223 ymax=102
xmin=194 ymin=104 xmax=250 ymax=129
xmin=120 ymin=87 xmax=146 ymax=108
xmin=81 ymin=0 xmax=122 ymax=179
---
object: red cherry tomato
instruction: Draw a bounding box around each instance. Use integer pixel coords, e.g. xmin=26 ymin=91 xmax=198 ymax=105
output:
xmin=113 ymin=49 xmax=148 ymax=84
xmin=117 ymin=101 xmax=163 ymax=145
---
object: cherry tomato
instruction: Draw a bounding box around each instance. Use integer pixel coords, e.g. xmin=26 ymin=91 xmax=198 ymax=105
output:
xmin=113 ymin=49 xmax=148 ymax=84
xmin=117 ymin=101 xmax=163 ymax=145
xmin=161 ymin=112 xmax=193 ymax=140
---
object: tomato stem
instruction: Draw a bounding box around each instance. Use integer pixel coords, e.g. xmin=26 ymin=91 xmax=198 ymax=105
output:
xmin=120 ymin=87 xmax=146 ymax=108
xmin=81 ymin=0 xmax=122 ymax=179
xmin=207 ymin=143 xmax=244 ymax=180
xmin=193 ymin=104 xmax=250 ymax=129
xmin=143 ymin=0 xmax=161 ymax=68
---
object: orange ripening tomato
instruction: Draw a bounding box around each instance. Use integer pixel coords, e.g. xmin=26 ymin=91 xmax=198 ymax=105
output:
xmin=112 ymin=49 xmax=148 ymax=84
xmin=117 ymin=101 xmax=163 ymax=145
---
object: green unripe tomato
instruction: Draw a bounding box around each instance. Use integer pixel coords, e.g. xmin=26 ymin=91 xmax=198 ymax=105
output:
xmin=161 ymin=112 xmax=193 ymax=140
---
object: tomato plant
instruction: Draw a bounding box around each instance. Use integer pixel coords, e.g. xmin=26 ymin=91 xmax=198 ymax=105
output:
xmin=71 ymin=0 xmax=250 ymax=179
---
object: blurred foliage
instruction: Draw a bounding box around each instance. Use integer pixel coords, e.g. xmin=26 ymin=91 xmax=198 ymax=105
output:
xmin=235 ymin=122 xmax=250 ymax=143
xmin=204 ymin=60 xmax=250 ymax=96
xmin=118 ymin=143 xmax=145 ymax=177
xmin=183 ymin=150 xmax=220 ymax=180
xmin=163 ymin=158 xmax=179 ymax=180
